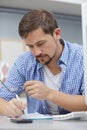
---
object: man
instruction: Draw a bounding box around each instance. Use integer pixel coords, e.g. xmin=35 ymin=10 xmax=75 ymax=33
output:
xmin=0 ymin=9 xmax=87 ymax=118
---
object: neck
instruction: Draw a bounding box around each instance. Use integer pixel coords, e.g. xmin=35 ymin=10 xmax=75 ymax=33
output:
xmin=46 ymin=65 xmax=61 ymax=75
xmin=46 ymin=41 xmax=64 ymax=75
xmin=48 ymin=41 xmax=63 ymax=66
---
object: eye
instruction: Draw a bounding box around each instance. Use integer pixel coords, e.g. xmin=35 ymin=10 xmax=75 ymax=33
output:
xmin=38 ymin=43 xmax=43 ymax=46
xmin=29 ymin=45 xmax=33 ymax=48
xmin=26 ymin=44 xmax=33 ymax=48
xmin=37 ymin=41 xmax=46 ymax=47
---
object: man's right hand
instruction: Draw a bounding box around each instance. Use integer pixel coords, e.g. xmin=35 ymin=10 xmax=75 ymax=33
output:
xmin=5 ymin=98 xmax=26 ymax=118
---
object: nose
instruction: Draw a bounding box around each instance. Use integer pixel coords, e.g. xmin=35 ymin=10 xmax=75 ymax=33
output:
xmin=33 ymin=46 xmax=42 ymax=56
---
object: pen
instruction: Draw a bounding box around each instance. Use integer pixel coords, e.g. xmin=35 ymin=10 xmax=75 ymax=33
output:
xmin=16 ymin=94 xmax=20 ymax=101
xmin=0 ymin=79 xmax=24 ymax=92
xmin=16 ymin=94 xmax=25 ymax=114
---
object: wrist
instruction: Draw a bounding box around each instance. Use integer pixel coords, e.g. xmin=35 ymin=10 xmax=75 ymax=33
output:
xmin=0 ymin=98 xmax=8 ymax=116
xmin=47 ymin=89 xmax=55 ymax=101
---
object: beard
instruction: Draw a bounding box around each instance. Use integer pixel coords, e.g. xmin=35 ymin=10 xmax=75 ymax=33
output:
xmin=36 ymin=45 xmax=58 ymax=65
xmin=36 ymin=54 xmax=51 ymax=65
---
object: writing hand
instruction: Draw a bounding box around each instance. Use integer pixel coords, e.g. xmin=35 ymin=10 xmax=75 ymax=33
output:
xmin=5 ymin=98 xmax=26 ymax=118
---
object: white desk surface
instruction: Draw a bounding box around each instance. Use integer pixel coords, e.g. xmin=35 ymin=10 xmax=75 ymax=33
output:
xmin=0 ymin=116 xmax=87 ymax=130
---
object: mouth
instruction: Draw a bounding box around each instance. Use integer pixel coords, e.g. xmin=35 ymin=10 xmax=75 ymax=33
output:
xmin=37 ymin=57 xmax=45 ymax=62
xmin=36 ymin=54 xmax=46 ymax=59
xmin=36 ymin=55 xmax=48 ymax=64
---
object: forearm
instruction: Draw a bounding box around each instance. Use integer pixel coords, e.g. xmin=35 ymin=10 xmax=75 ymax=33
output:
xmin=0 ymin=98 xmax=8 ymax=116
xmin=47 ymin=90 xmax=87 ymax=111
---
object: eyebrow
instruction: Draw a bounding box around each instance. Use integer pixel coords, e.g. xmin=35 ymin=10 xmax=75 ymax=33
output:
xmin=26 ymin=40 xmax=46 ymax=46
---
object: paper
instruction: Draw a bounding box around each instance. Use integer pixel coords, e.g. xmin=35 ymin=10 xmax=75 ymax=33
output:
xmin=20 ymin=112 xmax=53 ymax=120
xmin=52 ymin=111 xmax=87 ymax=120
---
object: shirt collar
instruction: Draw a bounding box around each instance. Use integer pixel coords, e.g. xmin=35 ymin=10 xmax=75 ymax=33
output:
xmin=58 ymin=40 xmax=69 ymax=66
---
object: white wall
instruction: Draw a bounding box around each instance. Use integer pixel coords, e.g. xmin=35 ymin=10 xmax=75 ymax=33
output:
xmin=0 ymin=40 xmax=24 ymax=68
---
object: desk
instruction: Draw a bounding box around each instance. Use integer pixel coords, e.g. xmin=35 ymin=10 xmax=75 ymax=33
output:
xmin=0 ymin=116 xmax=87 ymax=130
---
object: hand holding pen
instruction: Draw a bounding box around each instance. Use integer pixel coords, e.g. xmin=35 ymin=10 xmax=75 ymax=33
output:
xmin=0 ymin=63 xmax=26 ymax=117
xmin=0 ymin=79 xmax=26 ymax=118
xmin=7 ymin=97 xmax=26 ymax=118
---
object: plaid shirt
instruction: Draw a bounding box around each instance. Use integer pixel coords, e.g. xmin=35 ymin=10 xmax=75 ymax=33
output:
xmin=0 ymin=40 xmax=84 ymax=114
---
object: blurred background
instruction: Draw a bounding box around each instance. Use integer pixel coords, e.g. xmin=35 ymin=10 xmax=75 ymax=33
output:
xmin=0 ymin=0 xmax=86 ymax=84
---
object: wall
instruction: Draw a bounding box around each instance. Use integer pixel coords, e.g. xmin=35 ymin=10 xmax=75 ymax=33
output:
xmin=0 ymin=8 xmax=82 ymax=43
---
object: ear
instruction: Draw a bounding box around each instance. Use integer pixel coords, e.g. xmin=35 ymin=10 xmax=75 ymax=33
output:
xmin=53 ymin=28 xmax=61 ymax=39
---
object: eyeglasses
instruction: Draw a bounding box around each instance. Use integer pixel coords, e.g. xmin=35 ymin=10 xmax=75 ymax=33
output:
xmin=0 ymin=63 xmax=25 ymax=92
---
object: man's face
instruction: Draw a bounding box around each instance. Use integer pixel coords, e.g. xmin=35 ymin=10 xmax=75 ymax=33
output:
xmin=24 ymin=27 xmax=61 ymax=65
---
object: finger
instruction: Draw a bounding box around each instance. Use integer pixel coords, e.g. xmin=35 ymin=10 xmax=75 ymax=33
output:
xmin=6 ymin=104 xmax=17 ymax=118
xmin=13 ymin=98 xmax=22 ymax=109
xmin=25 ymin=83 xmax=40 ymax=92
xmin=25 ymin=85 xmax=40 ymax=93
xmin=8 ymin=104 xmax=22 ymax=118
xmin=26 ymin=88 xmax=40 ymax=97
xmin=21 ymin=102 xmax=27 ymax=109
xmin=9 ymin=99 xmax=24 ymax=116
xmin=24 ymin=80 xmax=38 ymax=87
xmin=14 ymin=99 xmax=26 ymax=113
xmin=29 ymin=93 xmax=40 ymax=99
xmin=9 ymin=101 xmax=23 ymax=115
xmin=26 ymin=89 xmax=36 ymax=95
xmin=25 ymin=85 xmax=34 ymax=91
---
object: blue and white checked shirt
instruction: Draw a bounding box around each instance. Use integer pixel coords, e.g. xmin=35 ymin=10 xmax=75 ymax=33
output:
xmin=0 ymin=40 xmax=84 ymax=114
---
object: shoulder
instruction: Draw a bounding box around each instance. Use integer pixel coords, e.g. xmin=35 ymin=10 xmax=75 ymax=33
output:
xmin=13 ymin=51 xmax=37 ymax=71
xmin=65 ymin=41 xmax=83 ymax=58
xmin=15 ymin=51 xmax=35 ymax=63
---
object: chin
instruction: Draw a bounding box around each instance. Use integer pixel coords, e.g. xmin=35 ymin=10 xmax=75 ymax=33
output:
xmin=37 ymin=58 xmax=50 ymax=65
xmin=39 ymin=61 xmax=46 ymax=65
xmin=38 ymin=60 xmax=46 ymax=65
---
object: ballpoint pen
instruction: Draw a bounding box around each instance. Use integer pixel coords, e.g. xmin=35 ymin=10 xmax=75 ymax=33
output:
xmin=16 ymin=94 xmax=25 ymax=114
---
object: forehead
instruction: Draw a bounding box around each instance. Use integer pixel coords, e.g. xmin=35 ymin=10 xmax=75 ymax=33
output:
xmin=24 ymin=27 xmax=51 ymax=45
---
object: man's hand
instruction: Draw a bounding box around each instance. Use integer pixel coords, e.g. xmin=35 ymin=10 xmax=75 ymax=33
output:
xmin=5 ymin=98 xmax=26 ymax=118
xmin=24 ymin=80 xmax=52 ymax=100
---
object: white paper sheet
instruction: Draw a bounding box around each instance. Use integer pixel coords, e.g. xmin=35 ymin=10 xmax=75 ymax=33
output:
xmin=20 ymin=112 xmax=52 ymax=120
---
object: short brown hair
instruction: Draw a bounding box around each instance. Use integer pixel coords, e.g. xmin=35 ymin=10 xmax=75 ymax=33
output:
xmin=18 ymin=9 xmax=58 ymax=38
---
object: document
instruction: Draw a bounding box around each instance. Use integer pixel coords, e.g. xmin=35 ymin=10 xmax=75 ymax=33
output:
xmin=20 ymin=112 xmax=53 ymax=120
xmin=52 ymin=111 xmax=87 ymax=120
xmin=20 ymin=111 xmax=87 ymax=120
